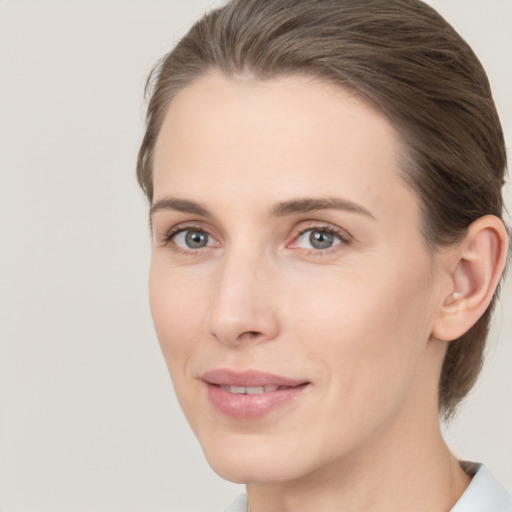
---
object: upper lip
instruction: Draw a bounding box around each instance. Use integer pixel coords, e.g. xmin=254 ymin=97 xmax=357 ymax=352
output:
xmin=202 ymin=369 xmax=309 ymax=387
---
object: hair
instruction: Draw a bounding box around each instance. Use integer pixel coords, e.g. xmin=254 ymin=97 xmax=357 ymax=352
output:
xmin=137 ymin=0 xmax=507 ymax=419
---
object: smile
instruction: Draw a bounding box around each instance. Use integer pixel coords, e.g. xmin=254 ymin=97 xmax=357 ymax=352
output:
xmin=202 ymin=369 xmax=310 ymax=420
xmin=220 ymin=385 xmax=280 ymax=394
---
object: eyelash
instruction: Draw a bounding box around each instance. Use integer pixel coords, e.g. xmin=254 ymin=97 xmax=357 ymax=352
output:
xmin=294 ymin=224 xmax=352 ymax=254
xmin=160 ymin=224 xmax=211 ymax=254
xmin=160 ymin=222 xmax=352 ymax=255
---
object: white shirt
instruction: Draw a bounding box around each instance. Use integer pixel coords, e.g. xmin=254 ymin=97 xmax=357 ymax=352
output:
xmin=223 ymin=465 xmax=512 ymax=512
xmin=451 ymin=464 xmax=512 ymax=512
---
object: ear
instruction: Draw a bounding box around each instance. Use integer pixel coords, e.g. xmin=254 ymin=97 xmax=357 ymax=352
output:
xmin=432 ymin=215 xmax=509 ymax=342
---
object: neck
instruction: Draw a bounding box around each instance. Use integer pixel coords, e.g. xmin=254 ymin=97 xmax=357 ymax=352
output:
xmin=246 ymin=402 xmax=470 ymax=512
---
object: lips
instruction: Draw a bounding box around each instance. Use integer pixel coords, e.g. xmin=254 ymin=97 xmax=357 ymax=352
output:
xmin=220 ymin=384 xmax=280 ymax=394
xmin=202 ymin=369 xmax=310 ymax=420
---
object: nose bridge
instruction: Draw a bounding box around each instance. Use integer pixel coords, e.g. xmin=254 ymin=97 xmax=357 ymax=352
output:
xmin=206 ymin=243 xmax=279 ymax=345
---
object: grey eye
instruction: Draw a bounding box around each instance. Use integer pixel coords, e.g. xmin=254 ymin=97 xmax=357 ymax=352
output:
xmin=309 ymin=230 xmax=335 ymax=249
xmin=294 ymin=229 xmax=342 ymax=250
xmin=173 ymin=230 xmax=212 ymax=249
xmin=185 ymin=230 xmax=209 ymax=248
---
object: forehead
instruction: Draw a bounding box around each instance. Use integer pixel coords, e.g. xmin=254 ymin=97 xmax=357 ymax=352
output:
xmin=155 ymin=71 xmax=396 ymax=168
xmin=152 ymin=71 xmax=419 ymax=226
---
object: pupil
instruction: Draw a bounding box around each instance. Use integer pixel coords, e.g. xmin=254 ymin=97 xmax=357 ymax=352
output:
xmin=310 ymin=230 xmax=333 ymax=249
xmin=185 ymin=231 xmax=208 ymax=248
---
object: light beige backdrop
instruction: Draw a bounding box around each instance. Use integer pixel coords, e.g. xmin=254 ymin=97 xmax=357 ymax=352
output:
xmin=1 ymin=1 xmax=510 ymax=511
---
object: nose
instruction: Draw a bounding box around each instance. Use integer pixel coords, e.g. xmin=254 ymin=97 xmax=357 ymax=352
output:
xmin=205 ymin=250 xmax=280 ymax=346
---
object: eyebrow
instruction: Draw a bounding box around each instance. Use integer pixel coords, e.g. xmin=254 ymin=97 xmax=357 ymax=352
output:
xmin=150 ymin=196 xmax=375 ymax=220
xmin=271 ymin=197 xmax=375 ymax=220
xmin=150 ymin=198 xmax=212 ymax=218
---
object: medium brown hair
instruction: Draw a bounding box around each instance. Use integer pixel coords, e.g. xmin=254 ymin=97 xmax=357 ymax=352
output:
xmin=137 ymin=0 xmax=507 ymax=418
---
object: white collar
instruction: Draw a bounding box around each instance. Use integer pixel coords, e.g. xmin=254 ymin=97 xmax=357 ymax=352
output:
xmin=450 ymin=464 xmax=512 ymax=511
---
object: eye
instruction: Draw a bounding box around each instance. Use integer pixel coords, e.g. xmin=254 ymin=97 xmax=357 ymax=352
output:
xmin=172 ymin=229 xmax=216 ymax=249
xmin=293 ymin=228 xmax=346 ymax=251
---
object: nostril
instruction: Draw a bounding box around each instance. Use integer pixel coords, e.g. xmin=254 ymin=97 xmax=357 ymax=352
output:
xmin=239 ymin=330 xmax=262 ymax=340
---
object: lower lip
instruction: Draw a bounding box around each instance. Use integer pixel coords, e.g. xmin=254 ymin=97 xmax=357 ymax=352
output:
xmin=205 ymin=383 xmax=309 ymax=420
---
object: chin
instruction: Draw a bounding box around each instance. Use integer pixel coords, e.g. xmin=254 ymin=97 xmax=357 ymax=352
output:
xmin=206 ymin=452 xmax=300 ymax=484
xmin=197 ymin=429 xmax=323 ymax=485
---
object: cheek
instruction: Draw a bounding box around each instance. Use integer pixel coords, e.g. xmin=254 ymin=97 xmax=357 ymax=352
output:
xmin=148 ymin=261 xmax=208 ymax=371
xmin=286 ymin=260 xmax=435 ymax=395
xmin=289 ymin=262 xmax=430 ymax=339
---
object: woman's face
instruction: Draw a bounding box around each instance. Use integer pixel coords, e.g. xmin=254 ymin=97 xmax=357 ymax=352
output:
xmin=149 ymin=72 xmax=450 ymax=484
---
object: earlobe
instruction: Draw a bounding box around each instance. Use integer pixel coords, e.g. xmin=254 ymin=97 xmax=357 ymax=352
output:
xmin=433 ymin=215 xmax=509 ymax=342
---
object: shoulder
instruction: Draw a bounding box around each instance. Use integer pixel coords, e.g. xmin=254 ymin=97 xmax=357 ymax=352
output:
xmin=451 ymin=463 xmax=512 ymax=512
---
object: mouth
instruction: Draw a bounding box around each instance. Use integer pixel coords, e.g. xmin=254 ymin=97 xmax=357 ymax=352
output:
xmin=202 ymin=369 xmax=310 ymax=420
xmin=219 ymin=384 xmax=286 ymax=394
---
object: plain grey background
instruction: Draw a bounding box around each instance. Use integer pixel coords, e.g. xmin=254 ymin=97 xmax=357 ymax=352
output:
xmin=0 ymin=1 xmax=510 ymax=511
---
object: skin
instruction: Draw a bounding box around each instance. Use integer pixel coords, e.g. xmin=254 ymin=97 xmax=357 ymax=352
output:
xmin=149 ymin=71 xmax=477 ymax=511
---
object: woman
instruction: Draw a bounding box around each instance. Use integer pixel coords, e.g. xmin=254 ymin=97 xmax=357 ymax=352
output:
xmin=137 ymin=0 xmax=511 ymax=510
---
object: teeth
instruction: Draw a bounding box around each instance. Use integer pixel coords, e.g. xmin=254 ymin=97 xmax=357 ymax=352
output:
xmin=246 ymin=386 xmax=264 ymax=395
xmin=220 ymin=385 xmax=280 ymax=394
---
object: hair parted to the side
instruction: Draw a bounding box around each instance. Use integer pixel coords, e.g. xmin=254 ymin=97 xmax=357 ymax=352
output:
xmin=137 ymin=0 xmax=508 ymax=419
